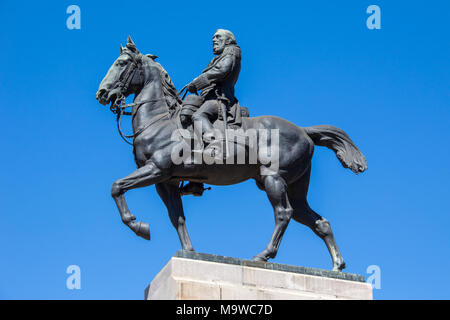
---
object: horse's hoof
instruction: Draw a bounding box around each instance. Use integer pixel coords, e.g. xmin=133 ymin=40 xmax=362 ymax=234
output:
xmin=135 ymin=222 xmax=151 ymax=240
xmin=252 ymin=255 xmax=268 ymax=262
xmin=332 ymin=261 xmax=346 ymax=272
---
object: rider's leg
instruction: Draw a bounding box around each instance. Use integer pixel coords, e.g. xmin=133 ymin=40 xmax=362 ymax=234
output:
xmin=183 ymin=101 xmax=219 ymax=195
xmin=191 ymin=100 xmax=219 ymax=149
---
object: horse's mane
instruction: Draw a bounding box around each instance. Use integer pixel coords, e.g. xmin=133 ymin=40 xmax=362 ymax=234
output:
xmin=122 ymin=40 xmax=182 ymax=117
xmin=151 ymin=59 xmax=183 ymax=115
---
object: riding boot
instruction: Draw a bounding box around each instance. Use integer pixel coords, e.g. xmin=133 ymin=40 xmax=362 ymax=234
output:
xmin=180 ymin=182 xmax=210 ymax=197
xmin=192 ymin=115 xmax=214 ymax=153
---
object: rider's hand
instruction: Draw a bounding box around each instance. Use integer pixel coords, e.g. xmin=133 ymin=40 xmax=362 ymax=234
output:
xmin=187 ymin=82 xmax=197 ymax=93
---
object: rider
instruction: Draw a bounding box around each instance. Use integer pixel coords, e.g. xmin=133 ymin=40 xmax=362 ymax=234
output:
xmin=180 ymin=29 xmax=241 ymax=197
xmin=186 ymin=28 xmax=241 ymax=150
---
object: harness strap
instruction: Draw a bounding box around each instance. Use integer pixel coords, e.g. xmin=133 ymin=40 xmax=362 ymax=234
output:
xmin=128 ymin=111 xmax=170 ymax=139
xmin=114 ymin=98 xmax=168 ymax=145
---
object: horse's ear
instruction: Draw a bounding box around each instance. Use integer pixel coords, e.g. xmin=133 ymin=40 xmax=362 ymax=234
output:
xmin=145 ymin=54 xmax=158 ymax=60
xmin=126 ymin=36 xmax=139 ymax=53
xmin=120 ymin=44 xmax=124 ymax=54
xmin=127 ymin=36 xmax=134 ymax=45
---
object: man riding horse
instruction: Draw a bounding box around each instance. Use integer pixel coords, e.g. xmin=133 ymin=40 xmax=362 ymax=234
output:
xmin=180 ymin=29 xmax=243 ymax=196
xmin=95 ymin=33 xmax=367 ymax=270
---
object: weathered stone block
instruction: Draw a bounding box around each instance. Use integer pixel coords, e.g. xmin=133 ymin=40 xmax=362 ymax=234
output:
xmin=145 ymin=251 xmax=372 ymax=300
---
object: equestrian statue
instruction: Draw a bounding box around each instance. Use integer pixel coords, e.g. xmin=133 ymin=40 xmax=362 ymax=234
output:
xmin=95 ymin=30 xmax=367 ymax=271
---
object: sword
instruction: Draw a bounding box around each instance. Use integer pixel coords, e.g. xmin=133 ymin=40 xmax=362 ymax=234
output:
xmin=216 ymin=90 xmax=230 ymax=158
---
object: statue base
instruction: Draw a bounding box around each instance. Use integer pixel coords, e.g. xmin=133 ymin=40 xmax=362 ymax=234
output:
xmin=145 ymin=251 xmax=372 ymax=300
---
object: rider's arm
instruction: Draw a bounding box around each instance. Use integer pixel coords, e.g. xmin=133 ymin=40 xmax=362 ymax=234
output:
xmin=191 ymin=55 xmax=234 ymax=90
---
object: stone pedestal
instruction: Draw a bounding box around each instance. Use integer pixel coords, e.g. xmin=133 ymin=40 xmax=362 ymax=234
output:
xmin=145 ymin=251 xmax=372 ymax=300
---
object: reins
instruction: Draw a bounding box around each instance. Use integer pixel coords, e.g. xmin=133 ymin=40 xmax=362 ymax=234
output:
xmin=108 ymin=50 xmax=196 ymax=146
xmin=110 ymin=97 xmax=169 ymax=146
xmin=110 ymin=82 xmax=189 ymax=146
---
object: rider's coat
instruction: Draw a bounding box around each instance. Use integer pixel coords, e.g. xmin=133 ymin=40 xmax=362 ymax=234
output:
xmin=191 ymin=44 xmax=242 ymax=126
xmin=192 ymin=44 xmax=241 ymax=104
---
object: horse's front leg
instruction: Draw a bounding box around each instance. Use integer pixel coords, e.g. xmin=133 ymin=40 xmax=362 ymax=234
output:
xmin=156 ymin=181 xmax=194 ymax=251
xmin=111 ymin=161 xmax=168 ymax=240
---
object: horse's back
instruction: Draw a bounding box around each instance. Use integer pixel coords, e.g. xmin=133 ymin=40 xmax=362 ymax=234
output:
xmin=241 ymin=115 xmax=314 ymax=182
xmin=242 ymin=115 xmax=311 ymax=145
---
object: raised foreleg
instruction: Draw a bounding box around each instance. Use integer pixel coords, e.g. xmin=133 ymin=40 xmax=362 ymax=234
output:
xmin=111 ymin=161 xmax=168 ymax=240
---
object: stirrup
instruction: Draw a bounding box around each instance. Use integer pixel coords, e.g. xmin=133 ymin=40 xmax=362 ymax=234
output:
xmin=180 ymin=182 xmax=211 ymax=197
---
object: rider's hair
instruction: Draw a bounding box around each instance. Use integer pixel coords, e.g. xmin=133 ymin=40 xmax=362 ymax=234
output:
xmin=216 ymin=29 xmax=237 ymax=45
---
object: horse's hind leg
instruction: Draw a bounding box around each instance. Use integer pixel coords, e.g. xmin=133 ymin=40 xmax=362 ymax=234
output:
xmin=288 ymin=170 xmax=346 ymax=271
xmin=156 ymin=181 xmax=194 ymax=251
xmin=293 ymin=202 xmax=346 ymax=271
xmin=253 ymin=174 xmax=293 ymax=262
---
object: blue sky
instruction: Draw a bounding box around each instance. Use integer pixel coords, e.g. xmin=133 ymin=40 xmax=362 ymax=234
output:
xmin=0 ymin=0 xmax=449 ymax=299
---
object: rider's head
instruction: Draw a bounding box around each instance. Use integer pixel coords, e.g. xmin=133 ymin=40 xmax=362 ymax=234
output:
xmin=212 ymin=29 xmax=236 ymax=55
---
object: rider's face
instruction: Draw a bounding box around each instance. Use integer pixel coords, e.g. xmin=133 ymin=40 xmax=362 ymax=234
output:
xmin=212 ymin=32 xmax=227 ymax=55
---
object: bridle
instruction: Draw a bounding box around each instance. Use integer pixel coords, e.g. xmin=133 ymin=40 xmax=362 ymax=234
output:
xmin=109 ymin=52 xmax=169 ymax=146
xmin=109 ymin=51 xmax=143 ymax=115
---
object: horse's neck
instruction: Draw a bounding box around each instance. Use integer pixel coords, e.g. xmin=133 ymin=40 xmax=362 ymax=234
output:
xmin=132 ymin=79 xmax=173 ymax=133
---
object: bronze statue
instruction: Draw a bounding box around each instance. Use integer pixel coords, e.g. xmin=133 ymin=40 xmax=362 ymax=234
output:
xmin=95 ymin=31 xmax=367 ymax=271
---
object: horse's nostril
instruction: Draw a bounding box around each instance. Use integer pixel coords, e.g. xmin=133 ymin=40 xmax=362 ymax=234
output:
xmin=96 ymin=89 xmax=106 ymax=100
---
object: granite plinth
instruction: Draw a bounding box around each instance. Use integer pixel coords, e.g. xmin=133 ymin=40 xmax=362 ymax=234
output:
xmin=145 ymin=251 xmax=373 ymax=300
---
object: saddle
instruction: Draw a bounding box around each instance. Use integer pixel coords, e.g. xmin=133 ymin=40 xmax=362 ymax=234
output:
xmin=180 ymin=94 xmax=249 ymax=128
xmin=179 ymin=94 xmax=251 ymax=161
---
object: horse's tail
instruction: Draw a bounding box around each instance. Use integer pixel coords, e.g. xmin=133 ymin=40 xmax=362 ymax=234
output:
xmin=304 ymin=125 xmax=367 ymax=174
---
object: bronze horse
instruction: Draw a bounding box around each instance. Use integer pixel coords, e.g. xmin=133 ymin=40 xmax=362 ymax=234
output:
xmin=96 ymin=37 xmax=367 ymax=271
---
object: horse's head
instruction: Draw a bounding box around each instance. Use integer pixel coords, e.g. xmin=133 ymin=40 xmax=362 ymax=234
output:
xmin=96 ymin=36 xmax=151 ymax=106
